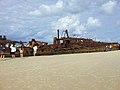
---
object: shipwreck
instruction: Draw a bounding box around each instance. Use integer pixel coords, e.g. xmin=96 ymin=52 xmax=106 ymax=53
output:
xmin=0 ymin=30 xmax=120 ymax=57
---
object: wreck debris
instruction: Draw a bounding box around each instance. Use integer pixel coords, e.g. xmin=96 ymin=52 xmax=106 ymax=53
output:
xmin=0 ymin=30 xmax=120 ymax=57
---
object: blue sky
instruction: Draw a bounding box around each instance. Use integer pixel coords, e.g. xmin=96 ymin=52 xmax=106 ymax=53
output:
xmin=0 ymin=0 xmax=120 ymax=43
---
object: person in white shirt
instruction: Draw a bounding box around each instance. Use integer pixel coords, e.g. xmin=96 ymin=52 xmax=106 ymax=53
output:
xmin=30 ymin=39 xmax=38 ymax=56
xmin=33 ymin=45 xmax=38 ymax=56
xmin=10 ymin=44 xmax=16 ymax=58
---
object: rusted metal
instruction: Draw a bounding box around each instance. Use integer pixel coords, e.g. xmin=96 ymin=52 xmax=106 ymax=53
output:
xmin=33 ymin=30 xmax=120 ymax=55
xmin=0 ymin=30 xmax=120 ymax=57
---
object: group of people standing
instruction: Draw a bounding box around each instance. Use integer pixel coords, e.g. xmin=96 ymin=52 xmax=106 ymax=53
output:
xmin=0 ymin=39 xmax=38 ymax=60
xmin=0 ymin=44 xmax=20 ymax=60
xmin=10 ymin=44 xmax=24 ymax=58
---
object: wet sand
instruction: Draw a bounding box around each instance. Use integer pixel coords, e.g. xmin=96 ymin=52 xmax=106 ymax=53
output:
xmin=0 ymin=51 xmax=120 ymax=90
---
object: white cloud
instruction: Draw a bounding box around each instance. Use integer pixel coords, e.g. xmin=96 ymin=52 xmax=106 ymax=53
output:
xmin=36 ymin=32 xmax=43 ymax=37
xmin=0 ymin=0 xmax=120 ymax=43
xmin=52 ymin=15 xmax=86 ymax=35
xmin=8 ymin=25 xmax=34 ymax=40
xmin=29 ymin=0 xmax=115 ymax=16
xmin=53 ymin=16 xmax=78 ymax=29
xmin=29 ymin=0 xmax=64 ymax=16
xmin=29 ymin=10 xmax=41 ymax=16
xmin=87 ymin=17 xmax=101 ymax=27
xmin=52 ymin=15 xmax=102 ymax=36
xmin=101 ymin=0 xmax=117 ymax=14
xmin=74 ymin=24 xmax=86 ymax=34
xmin=28 ymin=0 xmax=94 ymax=16
xmin=56 ymin=0 xmax=64 ymax=8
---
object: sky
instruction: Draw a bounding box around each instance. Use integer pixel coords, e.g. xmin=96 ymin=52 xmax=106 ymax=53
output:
xmin=0 ymin=0 xmax=120 ymax=43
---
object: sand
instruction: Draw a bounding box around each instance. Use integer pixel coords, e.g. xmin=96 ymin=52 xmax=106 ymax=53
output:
xmin=0 ymin=51 xmax=120 ymax=90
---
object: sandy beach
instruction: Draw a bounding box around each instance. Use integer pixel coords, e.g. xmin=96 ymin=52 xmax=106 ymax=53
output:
xmin=0 ymin=51 xmax=120 ymax=90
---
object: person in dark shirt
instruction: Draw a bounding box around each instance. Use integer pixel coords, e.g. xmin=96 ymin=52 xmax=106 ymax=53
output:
xmin=0 ymin=44 xmax=5 ymax=59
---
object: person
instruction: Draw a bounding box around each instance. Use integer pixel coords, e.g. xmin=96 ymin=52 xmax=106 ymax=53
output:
xmin=105 ymin=45 xmax=109 ymax=51
xmin=10 ymin=44 xmax=16 ymax=58
xmin=30 ymin=39 xmax=36 ymax=48
xmin=33 ymin=45 xmax=38 ymax=56
xmin=30 ymin=39 xmax=38 ymax=56
xmin=19 ymin=46 xmax=24 ymax=58
xmin=0 ymin=44 xmax=5 ymax=59
xmin=109 ymin=44 xmax=112 ymax=51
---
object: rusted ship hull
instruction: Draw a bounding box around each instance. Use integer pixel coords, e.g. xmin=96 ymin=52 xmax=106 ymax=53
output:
xmin=0 ymin=30 xmax=120 ymax=57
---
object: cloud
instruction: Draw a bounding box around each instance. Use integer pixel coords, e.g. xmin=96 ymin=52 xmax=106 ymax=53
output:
xmin=51 ymin=15 xmax=102 ymax=39
xmin=29 ymin=0 xmax=64 ymax=16
xmin=29 ymin=0 xmax=116 ymax=17
xmin=87 ymin=17 xmax=101 ymax=27
xmin=0 ymin=0 xmax=120 ymax=43
xmin=28 ymin=0 xmax=96 ymax=16
xmin=52 ymin=15 xmax=86 ymax=35
xmin=65 ymin=0 xmax=91 ymax=13
xmin=52 ymin=15 xmax=79 ymax=30
xmin=101 ymin=0 xmax=117 ymax=14
xmin=7 ymin=25 xmax=36 ymax=41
